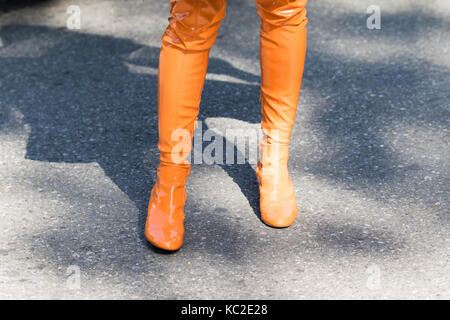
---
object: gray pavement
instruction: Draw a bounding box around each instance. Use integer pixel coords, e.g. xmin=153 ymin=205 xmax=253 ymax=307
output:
xmin=0 ymin=0 xmax=449 ymax=299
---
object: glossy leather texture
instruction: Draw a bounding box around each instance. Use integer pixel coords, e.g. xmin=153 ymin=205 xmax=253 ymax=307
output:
xmin=256 ymin=0 xmax=308 ymax=227
xmin=145 ymin=165 xmax=190 ymax=250
xmin=146 ymin=0 xmax=226 ymax=251
xmin=146 ymin=0 xmax=308 ymax=249
xmin=256 ymin=140 xmax=298 ymax=228
xmin=158 ymin=0 xmax=226 ymax=166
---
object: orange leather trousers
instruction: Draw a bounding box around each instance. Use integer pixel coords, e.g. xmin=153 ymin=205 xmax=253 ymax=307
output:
xmin=146 ymin=0 xmax=308 ymax=250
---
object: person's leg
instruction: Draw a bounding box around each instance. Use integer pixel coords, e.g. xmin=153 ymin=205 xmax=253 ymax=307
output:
xmin=146 ymin=0 xmax=227 ymax=250
xmin=255 ymin=0 xmax=308 ymax=227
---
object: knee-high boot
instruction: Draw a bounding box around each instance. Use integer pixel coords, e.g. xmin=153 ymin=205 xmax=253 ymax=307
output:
xmin=254 ymin=0 xmax=308 ymax=227
xmin=145 ymin=0 xmax=227 ymax=250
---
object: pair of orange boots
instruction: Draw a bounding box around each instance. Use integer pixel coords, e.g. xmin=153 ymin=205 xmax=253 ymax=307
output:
xmin=145 ymin=0 xmax=308 ymax=251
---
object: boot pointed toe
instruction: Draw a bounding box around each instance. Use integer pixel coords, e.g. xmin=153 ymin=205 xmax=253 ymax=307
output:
xmin=145 ymin=213 xmax=184 ymax=251
xmin=260 ymin=199 xmax=298 ymax=228
xmin=145 ymin=166 xmax=189 ymax=251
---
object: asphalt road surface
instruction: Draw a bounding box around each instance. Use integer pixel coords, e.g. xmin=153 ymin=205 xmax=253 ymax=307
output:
xmin=0 ymin=0 xmax=449 ymax=299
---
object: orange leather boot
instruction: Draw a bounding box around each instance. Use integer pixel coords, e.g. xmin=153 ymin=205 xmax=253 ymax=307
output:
xmin=145 ymin=0 xmax=227 ymax=250
xmin=145 ymin=165 xmax=190 ymax=250
xmin=255 ymin=0 xmax=308 ymax=228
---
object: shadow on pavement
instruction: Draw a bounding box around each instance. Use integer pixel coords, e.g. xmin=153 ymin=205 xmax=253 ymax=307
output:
xmin=0 ymin=18 xmax=447 ymax=275
xmin=0 ymin=0 xmax=52 ymax=13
